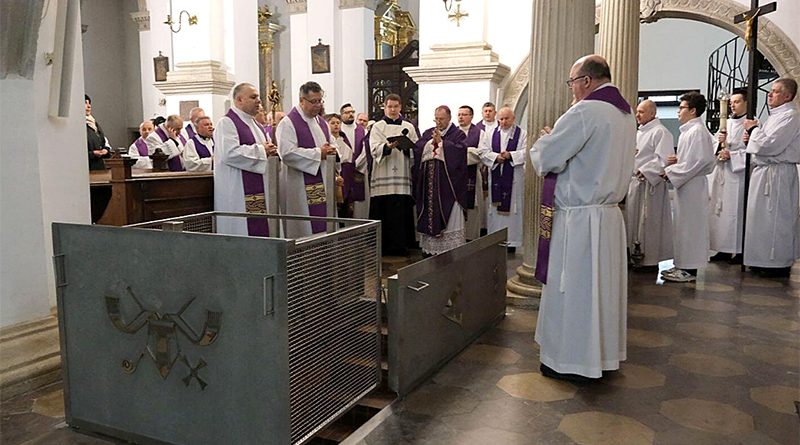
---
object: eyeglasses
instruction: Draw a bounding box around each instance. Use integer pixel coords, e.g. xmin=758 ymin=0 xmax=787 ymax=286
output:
xmin=302 ymin=97 xmax=324 ymax=105
xmin=565 ymin=75 xmax=590 ymax=87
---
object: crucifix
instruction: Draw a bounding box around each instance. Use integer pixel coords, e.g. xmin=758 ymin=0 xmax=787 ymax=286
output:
xmin=733 ymin=0 xmax=777 ymax=270
xmin=448 ymin=2 xmax=469 ymax=27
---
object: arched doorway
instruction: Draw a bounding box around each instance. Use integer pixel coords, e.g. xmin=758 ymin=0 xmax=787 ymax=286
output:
xmin=504 ymin=0 xmax=800 ymax=117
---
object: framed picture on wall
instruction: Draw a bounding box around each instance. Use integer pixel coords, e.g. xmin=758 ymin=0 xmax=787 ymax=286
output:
xmin=311 ymin=39 xmax=330 ymax=74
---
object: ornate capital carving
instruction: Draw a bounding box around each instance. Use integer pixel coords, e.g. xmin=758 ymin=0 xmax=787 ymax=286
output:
xmin=286 ymin=0 xmax=307 ymax=15
xmin=130 ymin=10 xmax=150 ymax=32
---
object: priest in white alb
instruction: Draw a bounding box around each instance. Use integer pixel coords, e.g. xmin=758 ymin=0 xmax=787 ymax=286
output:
xmin=478 ymin=106 xmax=526 ymax=250
xmin=458 ymin=105 xmax=486 ymax=241
xmin=128 ymin=120 xmax=154 ymax=169
xmin=213 ymin=83 xmax=279 ymax=236
xmin=276 ymin=81 xmax=338 ymax=238
xmin=743 ymin=78 xmax=800 ymax=278
xmin=709 ymin=89 xmax=748 ymax=263
xmin=626 ymin=100 xmax=674 ymax=269
xmin=661 ymin=92 xmax=716 ymax=283
xmin=529 ymin=55 xmax=635 ymax=382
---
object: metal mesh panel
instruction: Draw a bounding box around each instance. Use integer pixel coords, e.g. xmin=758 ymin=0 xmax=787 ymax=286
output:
xmin=128 ymin=213 xmax=215 ymax=233
xmin=286 ymin=227 xmax=381 ymax=445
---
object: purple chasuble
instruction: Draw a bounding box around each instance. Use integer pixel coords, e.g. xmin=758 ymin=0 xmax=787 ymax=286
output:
xmin=490 ymin=125 xmax=521 ymax=212
xmin=413 ymin=124 xmax=468 ymax=237
xmin=155 ymin=126 xmax=186 ymax=171
xmin=134 ymin=138 xmax=148 ymax=157
xmin=463 ymin=124 xmax=482 ymax=209
xmin=534 ymin=85 xmax=631 ymax=284
xmin=225 ymin=108 xmax=270 ymax=237
xmin=286 ymin=107 xmax=330 ymax=234
xmin=189 ymin=134 xmax=213 ymax=158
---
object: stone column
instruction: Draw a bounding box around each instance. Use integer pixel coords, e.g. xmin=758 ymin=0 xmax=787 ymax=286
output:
xmin=598 ymin=0 xmax=640 ymax=110
xmin=506 ymin=0 xmax=595 ymax=305
xmin=257 ymin=6 xmax=284 ymax=103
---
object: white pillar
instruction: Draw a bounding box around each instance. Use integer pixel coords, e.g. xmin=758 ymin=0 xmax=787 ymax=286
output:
xmin=337 ymin=0 xmax=376 ymax=114
xmin=405 ymin=0 xmax=509 ymax=125
xmin=599 ymin=0 xmax=640 ymax=109
xmin=507 ymin=0 xmax=595 ymax=302
xmin=1 ymin=0 xmax=89 ymax=327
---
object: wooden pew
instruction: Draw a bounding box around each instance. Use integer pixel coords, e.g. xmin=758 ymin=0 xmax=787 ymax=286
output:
xmin=90 ymin=156 xmax=213 ymax=226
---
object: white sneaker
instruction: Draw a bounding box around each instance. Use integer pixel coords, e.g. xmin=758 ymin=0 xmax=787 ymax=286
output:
xmin=662 ymin=269 xmax=696 ymax=282
xmin=660 ymin=267 xmax=677 ymax=276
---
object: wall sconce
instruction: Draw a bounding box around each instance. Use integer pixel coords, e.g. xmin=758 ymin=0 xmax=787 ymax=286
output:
xmin=443 ymin=0 xmax=456 ymax=12
xmin=164 ymin=10 xmax=197 ymax=33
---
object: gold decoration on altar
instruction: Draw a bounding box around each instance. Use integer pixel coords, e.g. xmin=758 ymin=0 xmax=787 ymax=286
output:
xmin=374 ymin=0 xmax=416 ymax=59
xmin=268 ymin=81 xmax=283 ymax=113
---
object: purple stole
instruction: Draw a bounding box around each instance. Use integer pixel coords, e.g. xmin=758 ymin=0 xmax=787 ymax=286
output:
xmin=534 ymin=85 xmax=631 ymax=285
xmin=339 ymin=132 xmax=356 ymax=202
xmin=225 ymin=108 xmax=269 ymax=237
xmin=186 ymin=124 xmax=196 ymax=139
xmin=286 ymin=107 xmax=330 ymax=234
xmin=463 ymin=124 xmax=482 ymax=209
xmin=259 ymin=124 xmax=272 ymax=141
xmin=134 ymin=138 xmax=148 ymax=157
xmin=490 ymin=125 xmax=521 ymax=212
xmin=155 ymin=126 xmax=187 ymax=171
xmin=189 ymin=134 xmax=213 ymax=158
xmin=349 ymin=125 xmax=367 ymax=201
xmin=413 ymin=124 xmax=468 ymax=237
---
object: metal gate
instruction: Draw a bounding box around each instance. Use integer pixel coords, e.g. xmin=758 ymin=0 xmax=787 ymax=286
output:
xmin=53 ymin=212 xmax=381 ymax=445
xmin=386 ymin=229 xmax=507 ymax=396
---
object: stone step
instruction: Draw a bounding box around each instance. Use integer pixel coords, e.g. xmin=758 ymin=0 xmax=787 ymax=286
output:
xmin=0 ymin=315 xmax=62 ymax=401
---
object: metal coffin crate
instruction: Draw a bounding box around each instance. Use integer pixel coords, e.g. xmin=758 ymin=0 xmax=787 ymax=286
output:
xmin=52 ymin=212 xmax=382 ymax=445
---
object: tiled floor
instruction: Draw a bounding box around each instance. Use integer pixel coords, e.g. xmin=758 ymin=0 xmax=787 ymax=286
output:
xmin=2 ymin=254 xmax=799 ymax=445
xmin=354 ymin=258 xmax=800 ymax=445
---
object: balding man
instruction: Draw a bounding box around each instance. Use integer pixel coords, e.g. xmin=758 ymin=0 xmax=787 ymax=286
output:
xmin=530 ymin=55 xmax=636 ymax=382
xmin=128 ymin=120 xmax=154 ymax=169
xmin=184 ymin=116 xmax=214 ymax=172
xmin=214 ymin=83 xmax=279 ymax=236
xmin=743 ymin=78 xmax=800 ymax=277
xmin=626 ymin=99 xmax=674 ymax=269
xmin=413 ymin=106 xmax=468 ymax=255
xmin=184 ymin=106 xmax=206 ymax=140
xmin=146 ymin=114 xmax=186 ymax=171
xmin=478 ymin=106 xmax=526 ymax=251
xmin=356 ymin=112 xmax=369 ymax=130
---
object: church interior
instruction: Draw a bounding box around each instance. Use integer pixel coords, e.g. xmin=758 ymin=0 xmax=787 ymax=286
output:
xmin=1 ymin=0 xmax=799 ymax=444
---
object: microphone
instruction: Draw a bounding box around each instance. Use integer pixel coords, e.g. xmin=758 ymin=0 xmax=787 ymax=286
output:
xmin=401 ymin=128 xmax=409 ymax=136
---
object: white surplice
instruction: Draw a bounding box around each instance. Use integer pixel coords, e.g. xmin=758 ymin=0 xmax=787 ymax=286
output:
xmin=213 ymin=106 xmax=273 ymax=236
xmin=478 ymin=125 xmax=527 ymax=247
xmin=709 ymin=116 xmax=747 ymax=254
xmin=744 ymin=102 xmax=800 ymax=267
xmin=145 ymin=123 xmax=184 ymax=162
xmin=276 ymin=109 xmax=334 ymax=238
xmin=529 ymin=84 xmax=636 ymax=378
xmin=184 ymin=136 xmax=214 ymax=172
xmin=665 ymin=117 xmax=716 ymax=270
xmin=128 ymin=138 xmax=152 ymax=169
xmin=626 ymin=118 xmax=674 ymax=266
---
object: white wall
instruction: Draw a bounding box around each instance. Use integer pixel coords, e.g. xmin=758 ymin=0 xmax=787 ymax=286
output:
xmin=81 ymin=0 xmax=142 ymax=147
xmin=1 ymin=1 xmax=90 ymax=328
xmin=639 ymin=18 xmax=739 ymax=95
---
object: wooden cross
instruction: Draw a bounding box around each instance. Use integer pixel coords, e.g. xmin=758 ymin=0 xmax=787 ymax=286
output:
xmin=733 ymin=0 xmax=776 ymax=270
xmin=448 ymin=2 xmax=469 ymax=27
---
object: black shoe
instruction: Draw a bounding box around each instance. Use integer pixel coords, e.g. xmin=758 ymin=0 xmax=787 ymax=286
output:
xmin=507 ymin=247 xmax=517 ymax=254
xmin=539 ymin=364 xmax=597 ymax=383
xmin=632 ymin=265 xmax=659 ymax=273
xmin=757 ymin=267 xmax=791 ymax=278
xmin=709 ymin=252 xmax=732 ymax=262
xmin=728 ymin=254 xmax=743 ymax=265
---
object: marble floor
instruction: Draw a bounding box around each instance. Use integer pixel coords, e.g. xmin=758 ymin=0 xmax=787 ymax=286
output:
xmin=2 ymin=255 xmax=799 ymax=445
xmin=351 ymin=258 xmax=800 ymax=445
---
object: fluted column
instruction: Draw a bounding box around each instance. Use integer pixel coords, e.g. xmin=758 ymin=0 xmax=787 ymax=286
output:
xmin=506 ymin=0 xmax=595 ymax=304
xmin=598 ymin=0 xmax=640 ymax=109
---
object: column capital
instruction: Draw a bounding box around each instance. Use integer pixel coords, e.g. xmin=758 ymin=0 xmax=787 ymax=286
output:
xmin=130 ymin=10 xmax=150 ymax=32
xmin=339 ymin=0 xmax=378 ymax=10
xmin=286 ymin=0 xmax=307 ymax=15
